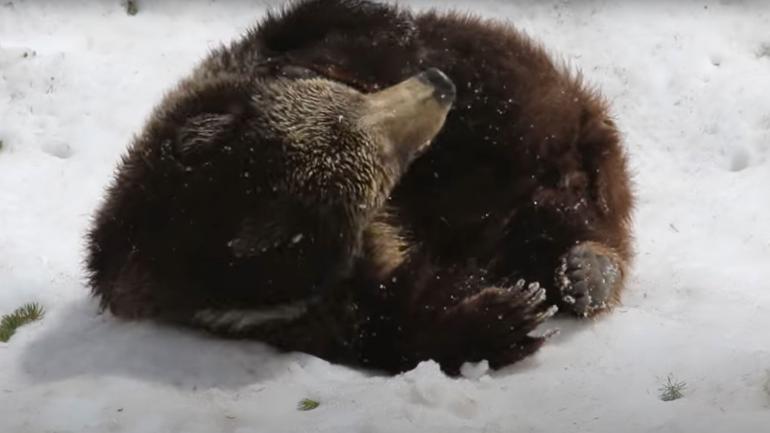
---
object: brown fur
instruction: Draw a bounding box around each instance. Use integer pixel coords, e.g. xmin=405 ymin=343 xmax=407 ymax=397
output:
xmin=86 ymin=0 xmax=634 ymax=375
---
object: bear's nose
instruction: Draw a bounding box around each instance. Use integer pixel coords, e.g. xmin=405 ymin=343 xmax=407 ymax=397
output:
xmin=416 ymin=68 xmax=456 ymax=105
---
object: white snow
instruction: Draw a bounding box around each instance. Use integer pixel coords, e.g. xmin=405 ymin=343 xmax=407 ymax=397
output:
xmin=2 ymin=0 xmax=770 ymax=431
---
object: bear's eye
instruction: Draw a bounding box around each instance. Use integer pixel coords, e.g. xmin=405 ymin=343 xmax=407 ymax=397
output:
xmin=278 ymin=65 xmax=319 ymax=80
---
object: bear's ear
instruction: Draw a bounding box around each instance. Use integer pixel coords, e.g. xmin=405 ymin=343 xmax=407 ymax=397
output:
xmin=175 ymin=113 xmax=236 ymax=160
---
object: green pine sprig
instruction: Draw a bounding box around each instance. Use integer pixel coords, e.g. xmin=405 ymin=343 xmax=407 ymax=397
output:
xmin=0 ymin=303 xmax=45 ymax=342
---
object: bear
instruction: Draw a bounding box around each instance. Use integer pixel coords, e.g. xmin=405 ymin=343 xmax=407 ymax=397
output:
xmin=86 ymin=0 xmax=634 ymax=376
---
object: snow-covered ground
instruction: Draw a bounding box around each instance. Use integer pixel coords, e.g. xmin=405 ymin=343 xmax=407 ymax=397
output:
xmin=1 ymin=0 xmax=769 ymax=431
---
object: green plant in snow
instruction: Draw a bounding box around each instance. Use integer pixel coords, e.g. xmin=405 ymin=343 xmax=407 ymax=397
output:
xmin=124 ymin=0 xmax=138 ymax=16
xmin=0 ymin=303 xmax=45 ymax=342
xmin=659 ymin=374 xmax=687 ymax=401
xmin=297 ymin=398 xmax=320 ymax=411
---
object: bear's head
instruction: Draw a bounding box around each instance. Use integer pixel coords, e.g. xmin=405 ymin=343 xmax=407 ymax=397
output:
xmin=113 ymin=66 xmax=455 ymax=300
xmin=247 ymin=67 xmax=455 ymax=215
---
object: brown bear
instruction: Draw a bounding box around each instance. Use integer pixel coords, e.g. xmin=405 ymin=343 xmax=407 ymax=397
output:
xmin=86 ymin=0 xmax=634 ymax=376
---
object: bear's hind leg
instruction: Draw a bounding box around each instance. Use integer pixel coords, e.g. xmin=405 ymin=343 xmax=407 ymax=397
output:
xmin=520 ymin=112 xmax=632 ymax=317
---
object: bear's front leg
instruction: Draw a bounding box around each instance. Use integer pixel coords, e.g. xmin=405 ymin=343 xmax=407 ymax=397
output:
xmin=428 ymin=281 xmax=558 ymax=373
xmin=357 ymin=259 xmax=559 ymax=375
xmin=555 ymin=241 xmax=626 ymax=317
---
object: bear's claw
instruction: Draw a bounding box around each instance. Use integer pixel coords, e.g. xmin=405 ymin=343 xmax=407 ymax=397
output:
xmin=447 ymin=280 xmax=557 ymax=369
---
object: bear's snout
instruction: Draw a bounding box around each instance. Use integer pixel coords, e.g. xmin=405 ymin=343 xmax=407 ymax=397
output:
xmin=361 ymin=69 xmax=455 ymax=169
xmin=416 ymin=67 xmax=456 ymax=105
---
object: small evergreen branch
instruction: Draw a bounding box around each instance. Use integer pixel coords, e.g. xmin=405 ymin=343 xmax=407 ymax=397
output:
xmin=297 ymin=398 xmax=320 ymax=411
xmin=0 ymin=138 xmax=4 ymax=151
xmin=124 ymin=0 xmax=138 ymax=16
xmin=0 ymin=303 xmax=45 ymax=342
xmin=659 ymin=374 xmax=686 ymax=401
